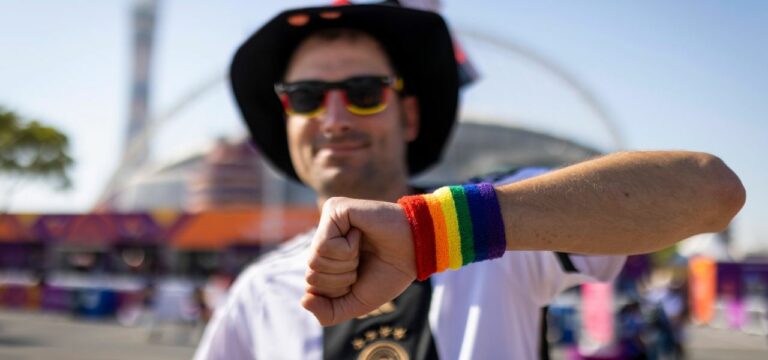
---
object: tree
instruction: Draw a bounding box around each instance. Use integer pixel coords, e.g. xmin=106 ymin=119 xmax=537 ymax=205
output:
xmin=0 ymin=108 xmax=75 ymax=211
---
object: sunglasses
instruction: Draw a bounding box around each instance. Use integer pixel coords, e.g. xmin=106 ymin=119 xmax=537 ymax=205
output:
xmin=275 ymin=75 xmax=404 ymax=117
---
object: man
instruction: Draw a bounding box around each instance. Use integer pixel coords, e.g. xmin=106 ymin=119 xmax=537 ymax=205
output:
xmin=195 ymin=3 xmax=744 ymax=359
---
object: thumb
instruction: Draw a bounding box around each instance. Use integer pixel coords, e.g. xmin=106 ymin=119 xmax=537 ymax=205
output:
xmin=346 ymin=227 xmax=361 ymax=254
xmin=317 ymin=197 xmax=352 ymax=239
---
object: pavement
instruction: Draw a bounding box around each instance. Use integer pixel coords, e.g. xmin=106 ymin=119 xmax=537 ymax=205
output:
xmin=682 ymin=325 xmax=767 ymax=360
xmin=0 ymin=310 xmax=765 ymax=359
xmin=550 ymin=323 xmax=767 ymax=360
xmin=0 ymin=310 xmax=197 ymax=360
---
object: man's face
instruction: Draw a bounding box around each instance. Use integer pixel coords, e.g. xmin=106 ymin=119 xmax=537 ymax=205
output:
xmin=282 ymin=33 xmax=419 ymax=199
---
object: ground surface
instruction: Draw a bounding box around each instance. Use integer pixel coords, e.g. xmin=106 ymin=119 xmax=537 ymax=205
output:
xmin=0 ymin=310 xmax=765 ymax=359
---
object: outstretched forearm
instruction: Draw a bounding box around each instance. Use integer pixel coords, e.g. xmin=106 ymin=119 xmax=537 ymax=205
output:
xmin=302 ymin=151 xmax=745 ymax=325
xmin=499 ymin=151 xmax=745 ymax=255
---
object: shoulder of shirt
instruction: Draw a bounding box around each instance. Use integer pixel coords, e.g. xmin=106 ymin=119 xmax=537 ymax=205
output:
xmin=227 ymin=229 xmax=314 ymax=296
xmin=467 ymin=166 xmax=551 ymax=186
xmin=421 ymin=167 xmax=552 ymax=192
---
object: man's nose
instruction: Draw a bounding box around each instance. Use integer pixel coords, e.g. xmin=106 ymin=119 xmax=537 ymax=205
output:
xmin=319 ymin=90 xmax=353 ymax=135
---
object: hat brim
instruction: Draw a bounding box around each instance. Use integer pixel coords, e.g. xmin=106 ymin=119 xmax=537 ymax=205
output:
xmin=230 ymin=4 xmax=459 ymax=182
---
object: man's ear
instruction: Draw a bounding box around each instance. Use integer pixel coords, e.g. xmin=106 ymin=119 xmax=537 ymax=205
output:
xmin=401 ymin=96 xmax=419 ymax=142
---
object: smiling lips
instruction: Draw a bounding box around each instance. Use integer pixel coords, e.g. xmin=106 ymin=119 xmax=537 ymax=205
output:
xmin=314 ymin=132 xmax=371 ymax=156
xmin=317 ymin=141 xmax=369 ymax=156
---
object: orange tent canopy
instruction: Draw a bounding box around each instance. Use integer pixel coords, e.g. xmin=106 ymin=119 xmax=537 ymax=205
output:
xmin=0 ymin=215 xmax=32 ymax=242
xmin=170 ymin=207 xmax=319 ymax=250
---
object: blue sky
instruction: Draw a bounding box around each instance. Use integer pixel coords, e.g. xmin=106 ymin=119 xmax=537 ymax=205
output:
xmin=1 ymin=0 xmax=765 ymax=253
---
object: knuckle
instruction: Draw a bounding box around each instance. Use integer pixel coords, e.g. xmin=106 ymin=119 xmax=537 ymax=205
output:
xmin=305 ymin=285 xmax=319 ymax=296
xmin=326 ymin=196 xmax=352 ymax=218
xmin=316 ymin=242 xmax=336 ymax=257
xmin=305 ymin=269 xmax=321 ymax=285
xmin=323 ymin=197 xmax=344 ymax=211
xmin=318 ymin=238 xmax=355 ymax=260
xmin=308 ymin=256 xmax=324 ymax=271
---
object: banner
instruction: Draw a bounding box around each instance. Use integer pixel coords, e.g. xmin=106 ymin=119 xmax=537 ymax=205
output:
xmin=689 ymin=256 xmax=717 ymax=324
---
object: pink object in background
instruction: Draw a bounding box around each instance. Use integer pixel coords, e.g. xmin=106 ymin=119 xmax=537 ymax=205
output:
xmin=726 ymin=297 xmax=746 ymax=329
xmin=582 ymin=282 xmax=615 ymax=345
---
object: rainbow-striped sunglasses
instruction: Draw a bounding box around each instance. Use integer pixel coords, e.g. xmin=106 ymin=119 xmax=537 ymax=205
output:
xmin=275 ymin=75 xmax=403 ymax=117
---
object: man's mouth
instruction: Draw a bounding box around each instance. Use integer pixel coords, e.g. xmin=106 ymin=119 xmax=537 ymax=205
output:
xmin=313 ymin=132 xmax=371 ymax=158
xmin=317 ymin=141 xmax=368 ymax=155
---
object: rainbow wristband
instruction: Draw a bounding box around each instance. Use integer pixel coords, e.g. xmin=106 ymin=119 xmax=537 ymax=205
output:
xmin=397 ymin=183 xmax=506 ymax=280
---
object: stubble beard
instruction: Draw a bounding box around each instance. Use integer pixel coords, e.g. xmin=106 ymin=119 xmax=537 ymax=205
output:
xmin=314 ymin=160 xmax=384 ymax=200
xmin=312 ymin=155 xmax=408 ymax=202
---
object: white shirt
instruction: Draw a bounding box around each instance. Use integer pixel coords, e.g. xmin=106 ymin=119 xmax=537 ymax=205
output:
xmin=194 ymin=230 xmax=625 ymax=360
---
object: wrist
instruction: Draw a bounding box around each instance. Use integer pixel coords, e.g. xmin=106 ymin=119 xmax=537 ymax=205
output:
xmin=397 ymin=183 xmax=506 ymax=280
xmin=357 ymin=200 xmax=418 ymax=280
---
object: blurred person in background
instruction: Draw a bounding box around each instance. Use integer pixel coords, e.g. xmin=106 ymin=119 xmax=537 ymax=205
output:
xmin=641 ymin=269 xmax=688 ymax=359
xmin=194 ymin=2 xmax=744 ymax=359
xmin=618 ymin=301 xmax=649 ymax=360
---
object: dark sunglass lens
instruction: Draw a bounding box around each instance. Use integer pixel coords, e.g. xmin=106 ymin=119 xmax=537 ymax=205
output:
xmin=287 ymin=85 xmax=325 ymax=113
xmin=345 ymin=78 xmax=385 ymax=108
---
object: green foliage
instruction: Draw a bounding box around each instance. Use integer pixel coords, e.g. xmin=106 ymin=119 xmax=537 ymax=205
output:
xmin=0 ymin=107 xmax=74 ymax=189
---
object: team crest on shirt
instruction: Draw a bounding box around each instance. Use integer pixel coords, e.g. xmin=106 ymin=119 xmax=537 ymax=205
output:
xmin=358 ymin=340 xmax=409 ymax=360
xmin=324 ymin=281 xmax=436 ymax=359
xmin=352 ymin=326 xmax=410 ymax=360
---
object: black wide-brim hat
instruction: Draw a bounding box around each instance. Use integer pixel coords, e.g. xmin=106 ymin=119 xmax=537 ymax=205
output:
xmin=230 ymin=3 xmax=459 ymax=182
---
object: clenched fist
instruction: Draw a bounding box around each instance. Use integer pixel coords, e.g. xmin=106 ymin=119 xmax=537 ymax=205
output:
xmin=301 ymin=197 xmax=417 ymax=326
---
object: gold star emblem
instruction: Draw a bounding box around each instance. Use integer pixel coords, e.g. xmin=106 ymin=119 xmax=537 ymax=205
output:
xmin=379 ymin=326 xmax=393 ymax=338
xmin=365 ymin=330 xmax=378 ymax=342
xmin=393 ymin=327 xmax=407 ymax=340
xmin=352 ymin=338 xmax=365 ymax=350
